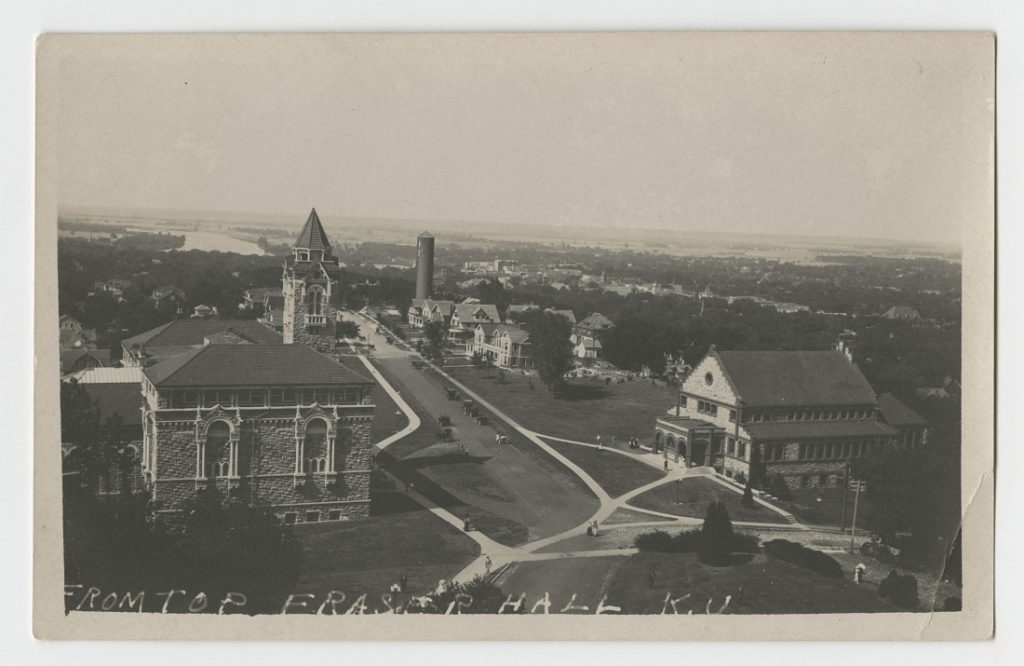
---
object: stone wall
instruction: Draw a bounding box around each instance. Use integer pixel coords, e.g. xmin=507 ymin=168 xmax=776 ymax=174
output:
xmin=150 ymin=406 xmax=373 ymax=521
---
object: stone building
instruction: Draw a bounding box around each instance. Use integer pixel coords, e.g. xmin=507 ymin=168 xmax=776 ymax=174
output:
xmin=653 ymin=339 xmax=928 ymax=490
xmin=67 ymin=209 xmax=381 ymax=524
xmin=282 ymin=208 xmax=341 ymax=353
xmin=140 ymin=343 xmax=375 ymax=523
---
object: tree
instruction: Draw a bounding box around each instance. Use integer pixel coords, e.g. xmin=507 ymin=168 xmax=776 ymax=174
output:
xmin=422 ymin=320 xmax=446 ymax=361
xmin=520 ymin=311 xmax=573 ymax=394
xmin=336 ymin=319 xmax=360 ymax=339
xmin=699 ymin=501 xmax=735 ymax=564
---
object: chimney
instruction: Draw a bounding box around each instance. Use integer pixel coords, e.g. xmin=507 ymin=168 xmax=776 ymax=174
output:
xmin=835 ymin=330 xmax=857 ymax=362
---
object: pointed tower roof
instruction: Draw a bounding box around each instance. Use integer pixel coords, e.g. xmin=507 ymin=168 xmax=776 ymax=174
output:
xmin=292 ymin=208 xmax=332 ymax=253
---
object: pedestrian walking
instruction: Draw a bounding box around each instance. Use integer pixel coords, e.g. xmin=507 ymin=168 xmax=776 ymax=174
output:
xmin=485 ymin=555 xmax=493 ymax=575
xmin=664 ymin=459 xmax=669 ymax=471
xmin=854 ymin=563 xmax=866 ymax=584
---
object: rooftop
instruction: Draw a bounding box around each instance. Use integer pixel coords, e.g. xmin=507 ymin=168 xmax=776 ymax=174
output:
xmin=741 ymin=419 xmax=899 ymax=440
xmin=877 ymin=393 xmax=929 ymax=428
xmin=714 ymin=349 xmax=877 ymax=407
xmin=122 ymin=319 xmax=281 ymax=357
xmin=292 ymin=207 xmax=332 ymax=253
xmin=143 ymin=344 xmax=375 ymax=389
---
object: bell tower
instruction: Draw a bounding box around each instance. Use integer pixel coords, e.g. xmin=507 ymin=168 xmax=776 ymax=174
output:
xmin=282 ymin=208 xmax=340 ymax=352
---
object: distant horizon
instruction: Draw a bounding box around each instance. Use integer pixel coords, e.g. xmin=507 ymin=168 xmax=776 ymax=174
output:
xmin=57 ymin=203 xmax=962 ymax=253
xmin=55 ymin=34 xmax=990 ymax=250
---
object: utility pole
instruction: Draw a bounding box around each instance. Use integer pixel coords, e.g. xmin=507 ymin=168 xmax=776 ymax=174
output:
xmin=841 ymin=457 xmax=851 ymax=531
xmin=849 ymin=480 xmax=864 ymax=553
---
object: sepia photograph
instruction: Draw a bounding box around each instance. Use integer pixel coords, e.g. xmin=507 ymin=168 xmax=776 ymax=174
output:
xmin=33 ymin=31 xmax=995 ymax=640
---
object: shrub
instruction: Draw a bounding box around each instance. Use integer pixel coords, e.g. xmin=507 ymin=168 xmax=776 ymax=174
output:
xmin=699 ymin=502 xmax=735 ymax=564
xmin=670 ymin=529 xmax=703 ymax=553
xmin=633 ymin=530 xmax=674 ymax=552
xmin=877 ymin=570 xmax=920 ymax=610
xmin=763 ymin=539 xmax=843 ymax=579
xmin=769 ymin=474 xmax=794 ymax=501
xmin=634 ymin=523 xmax=760 ymax=558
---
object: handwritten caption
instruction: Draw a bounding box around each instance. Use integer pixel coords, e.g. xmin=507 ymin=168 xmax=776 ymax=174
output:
xmin=64 ymin=585 xmax=732 ymax=615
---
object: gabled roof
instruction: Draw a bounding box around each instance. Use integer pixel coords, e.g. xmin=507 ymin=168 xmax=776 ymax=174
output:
xmin=495 ymin=325 xmax=530 ymax=344
xmin=714 ymin=350 xmax=877 ymax=408
xmin=454 ymin=303 xmax=500 ymax=322
xmin=877 ymin=393 xmax=929 ymax=428
xmin=144 ymin=344 xmax=374 ymax=388
xmin=576 ymin=312 xmax=614 ymax=330
xmin=61 ymin=348 xmax=111 ymax=373
xmin=292 ymin=207 xmax=332 ymax=253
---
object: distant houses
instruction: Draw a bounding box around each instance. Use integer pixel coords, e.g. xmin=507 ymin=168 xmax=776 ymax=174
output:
xmin=881 ymin=305 xmax=921 ymax=321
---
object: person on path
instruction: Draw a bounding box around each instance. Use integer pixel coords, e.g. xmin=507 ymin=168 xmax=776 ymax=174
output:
xmin=484 ymin=555 xmax=493 ymax=575
xmin=664 ymin=459 xmax=669 ymax=471
xmin=854 ymin=563 xmax=866 ymax=584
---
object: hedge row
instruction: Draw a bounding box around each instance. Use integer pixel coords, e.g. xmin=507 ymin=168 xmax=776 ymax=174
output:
xmin=762 ymin=539 xmax=843 ymax=579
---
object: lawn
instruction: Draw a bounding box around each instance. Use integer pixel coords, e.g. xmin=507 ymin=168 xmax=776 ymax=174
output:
xmin=627 ymin=476 xmax=789 ymax=524
xmin=293 ymin=491 xmax=478 ymax=603
xmin=768 ymin=485 xmax=875 ymax=531
xmin=543 ymin=439 xmax=666 ymax=497
xmin=443 ymin=364 xmax=675 ymax=444
xmin=602 ymin=552 xmax=901 ymax=614
xmin=496 ymin=555 xmax=632 ymax=612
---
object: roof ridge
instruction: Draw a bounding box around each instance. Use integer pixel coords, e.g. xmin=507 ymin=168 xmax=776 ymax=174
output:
xmin=305 ymin=345 xmax=377 ymax=385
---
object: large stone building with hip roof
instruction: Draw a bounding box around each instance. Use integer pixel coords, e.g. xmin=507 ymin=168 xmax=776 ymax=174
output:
xmin=78 ymin=209 xmax=380 ymax=523
xmin=653 ymin=338 xmax=928 ymax=491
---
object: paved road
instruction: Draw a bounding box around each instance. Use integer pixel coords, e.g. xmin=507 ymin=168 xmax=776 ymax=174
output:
xmin=342 ymin=312 xmax=599 ymax=545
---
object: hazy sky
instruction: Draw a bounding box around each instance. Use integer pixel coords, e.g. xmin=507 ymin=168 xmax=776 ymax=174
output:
xmin=55 ymin=33 xmax=992 ymax=245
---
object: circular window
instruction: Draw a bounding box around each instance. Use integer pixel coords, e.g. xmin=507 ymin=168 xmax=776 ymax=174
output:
xmin=704 ymin=372 xmax=714 ymax=385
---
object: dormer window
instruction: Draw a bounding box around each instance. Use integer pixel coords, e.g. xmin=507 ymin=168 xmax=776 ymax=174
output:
xmin=296 ymin=250 xmax=309 ymax=262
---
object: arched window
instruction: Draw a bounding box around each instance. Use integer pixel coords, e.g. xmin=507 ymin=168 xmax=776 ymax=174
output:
xmin=304 ymin=418 xmax=328 ymax=473
xmin=205 ymin=421 xmax=231 ymax=478
xmin=307 ymin=287 xmax=324 ymax=316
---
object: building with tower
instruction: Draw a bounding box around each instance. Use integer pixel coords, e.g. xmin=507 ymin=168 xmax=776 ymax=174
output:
xmin=70 ymin=209 xmax=379 ymax=523
xmin=415 ymin=231 xmax=435 ymax=300
xmin=282 ymin=208 xmax=341 ymax=353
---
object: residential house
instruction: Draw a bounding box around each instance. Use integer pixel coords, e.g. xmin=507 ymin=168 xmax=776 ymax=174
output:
xmin=191 ymin=304 xmax=219 ymax=319
xmin=570 ymin=312 xmax=614 ymax=359
xmin=407 ymin=298 xmax=456 ymax=328
xmin=472 ymin=323 xmax=534 ymax=370
xmin=881 ymin=306 xmax=921 ymax=320
xmin=448 ymin=303 xmax=500 ymax=353
xmin=60 ymin=348 xmax=112 ymax=375
xmin=504 ymin=303 xmax=540 ymax=324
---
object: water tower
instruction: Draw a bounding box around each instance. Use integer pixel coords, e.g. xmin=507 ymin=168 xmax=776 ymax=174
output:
xmin=415 ymin=231 xmax=435 ymax=299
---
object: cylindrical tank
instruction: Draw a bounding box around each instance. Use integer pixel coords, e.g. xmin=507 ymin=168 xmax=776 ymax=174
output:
xmin=415 ymin=231 xmax=435 ymax=299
